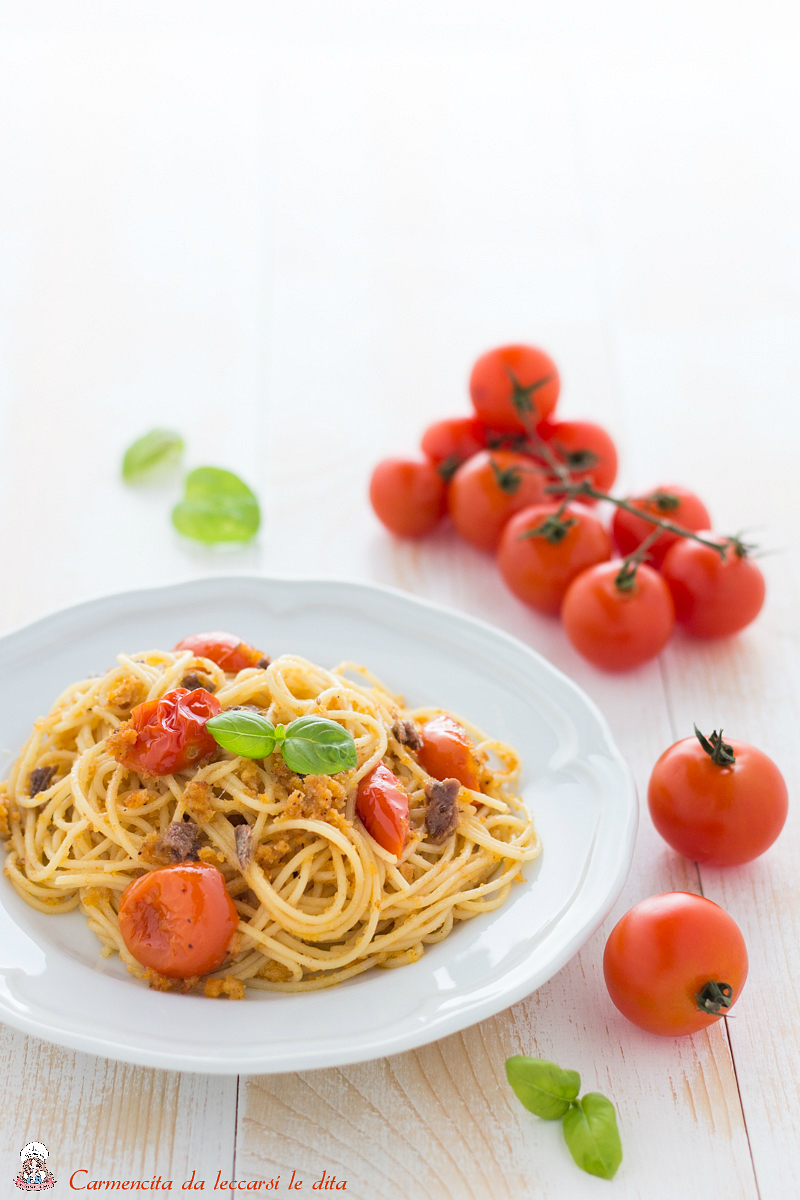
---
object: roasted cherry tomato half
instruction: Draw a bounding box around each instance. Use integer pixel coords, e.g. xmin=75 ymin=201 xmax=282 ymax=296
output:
xmin=612 ymin=486 xmax=711 ymax=568
xmin=561 ymin=561 xmax=675 ymax=671
xmin=119 ymin=861 xmax=239 ymax=978
xmin=119 ymin=688 xmax=221 ymax=776
xmin=448 ymin=450 xmax=549 ymax=553
xmin=648 ymin=727 xmax=788 ymax=866
xmin=537 ymin=419 xmax=618 ymax=495
xmin=418 ymin=714 xmax=481 ymax=792
xmin=174 ymin=632 xmax=266 ymax=673
xmin=603 ymin=892 xmax=748 ymax=1036
xmin=420 ymin=416 xmax=487 ymax=477
xmin=498 ymin=503 xmax=612 ymax=615
xmin=369 ymin=458 xmax=447 ymax=538
xmin=356 ymin=763 xmax=410 ymax=857
xmin=470 ymin=345 xmax=560 ymax=433
xmin=660 ymin=535 xmax=766 ymax=638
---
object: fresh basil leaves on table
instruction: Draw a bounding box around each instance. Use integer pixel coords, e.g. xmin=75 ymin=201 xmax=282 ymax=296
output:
xmin=506 ymin=1056 xmax=622 ymax=1180
xmin=122 ymin=431 xmax=261 ymax=546
xmin=207 ymin=710 xmax=357 ymax=776
xmin=505 ymin=1056 xmax=580 ymax=1119
xmin=562 ymin=1093 xmax=623 ymax=1181
xmin=172 ymin=466 xmax=260 ymax=544
xmin=121 ymin=429 xmax=184 ymax=482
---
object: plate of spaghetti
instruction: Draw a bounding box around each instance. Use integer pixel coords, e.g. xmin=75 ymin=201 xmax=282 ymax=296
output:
xmin=0 ymin=576 xmax=635 ymax=1072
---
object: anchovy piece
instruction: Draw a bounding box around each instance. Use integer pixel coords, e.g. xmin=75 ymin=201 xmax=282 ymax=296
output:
xmin=235 ymin=824 xmax=254 ymax=871
xmin=393 ymin=720 xmax=423 ymax=751
xmin=28 ymin=766 xmax=56 ymax=797
xmin=424 ymin=777 xmax=461 ymax=844
xmin=162 ymin=820 xmax=201 ymax=862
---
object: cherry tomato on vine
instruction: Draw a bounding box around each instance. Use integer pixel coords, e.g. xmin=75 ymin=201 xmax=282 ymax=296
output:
xmin=119 ymin=862 xmax=239 ymax=978
xmin=612 ymin=485 xmax=711 ymax=567
xmin=118 ymin=688 xmax=221 ymax=776
xmin=470 ymin=345 xmax=560 ymax=434
xmin=174 ymin=632 xmax=266 ymax=672
xmin=497 ymin=503 xmax=612 ymax=615
xmin=661 ymin=535 xmax=765 ymax=638
xmin=418 ymin=714 xmax=481 ymax=791
xmin=561 ymin=560 xmax=675 ymax=670
xmin=603 ymin=892 xmax=748 ymax=1036
xmin=356 ymin=763 xmax=409 ymax=857
xmin=421 ymin=417 xmax=487 ymax=479
xmin=648 ymin=726 xmax=788 ymax=866
xmin=537 ymin=419 xmax=618 ymax=495
xmin=369 ymin=459 xmax=447 ymax=538
xmin=448 ymin=450 xmax=550 ymax=552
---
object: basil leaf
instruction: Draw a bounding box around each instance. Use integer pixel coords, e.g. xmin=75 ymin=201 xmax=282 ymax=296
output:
xmin=505 ymin=1057 xmax=581 ymax=1120
xmin=122 ymin=429 xmax=184 ymax=482
xmin=207 ymin=710 xmax=276 ymax=758
xmin=562 ymin=1093 xmax=622 ymax=1180
xmin=281 ymin=716 xmax=357 ymax=776
xmin=172 ymin=467 xmax=260 ymax=544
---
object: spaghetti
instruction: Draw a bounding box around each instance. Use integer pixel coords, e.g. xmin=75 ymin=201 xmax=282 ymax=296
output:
xmin=2 ymin=646 xmax=541 ymax=994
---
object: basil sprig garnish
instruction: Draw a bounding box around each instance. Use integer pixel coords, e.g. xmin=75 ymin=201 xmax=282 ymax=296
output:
xmin=280 ymin=715 xmax=358 ymax=774
xmin=207 ymin=710 xmax=357 ymax=776
xmin=206 ymin=709 xmax=278 ymax=759
xmin=122 ymin=429 xmax=184 ymax=483
xmin=506 ymin=1056 xmax=622 ymax=1180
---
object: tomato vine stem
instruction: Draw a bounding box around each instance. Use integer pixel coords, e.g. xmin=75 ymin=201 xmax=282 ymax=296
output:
xmin=695 ymin=980 xmax=734 ymax=1014
xmin=485 ymin=414 xmax=734 ymax=559
xmin=694 ymin=725 xmax=736 ymax=766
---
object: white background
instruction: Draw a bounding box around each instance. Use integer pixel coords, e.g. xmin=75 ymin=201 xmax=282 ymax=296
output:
xmin=0 ymin=2 xmax=798 ymax=1196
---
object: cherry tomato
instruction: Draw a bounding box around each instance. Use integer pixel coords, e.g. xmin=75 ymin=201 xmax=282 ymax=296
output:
xmin=119 ymin=861 xmax=239 ymax=978
xmin=369 ymin=459 xmax=446 ymax=538
xmin=603 ymin=892 xmax=748 ymax=1036
xmin=498 ymin=503 xmax=612 ymax=615
xmin=537 ymin=419 xmax=618 ymax=495
xmin=612 ymin=486 xmax=711 ymax=567
xmin=448 ymin=450 xmax=550 ymax=552
xmin=174 ymin=632 xmax=266 ymax=672
xmin=418 ymin=714 xmax=481 ymax=791
xmin=661 ymin=536 xmax=765 ymax=638
xmin=470 ymin=345 xmax=560 ymax=433
xmin=119 ymin=688 xmax=221 ymax=776
xmin=561 ymin=561 xmax=675 ymax=671
xmin=356 ymin=763 xmax=409 ymax=857
xmin=420 ymin=417 xmax=487 ymax=478
xmin=648 ymin=727 xmax=788 ymax=866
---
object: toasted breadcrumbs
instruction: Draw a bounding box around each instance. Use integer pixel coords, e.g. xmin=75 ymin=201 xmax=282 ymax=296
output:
xmin=204 ymin=975 xmax=245 ymax=1000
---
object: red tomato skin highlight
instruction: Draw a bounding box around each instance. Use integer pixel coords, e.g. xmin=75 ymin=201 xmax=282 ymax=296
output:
xmin=448 ymin=450 xmax=550 ymax=552
xmin=612 ymin=486 xmax=711 ymax=567
xmin=498 ymin=503 xmax=612 ymax=615
xmin=119 ymin=862 xmax=239 ymax=978
xmin=661 ymin=536 xmax=766 ymax=638
xmin=122 ymin=689 xmax=221 ymax=776
xmin=356 ymin=763 xmax=410 ymax=857
xmin=470 ymin=345 xmax=560 ymax=433
xmin=369 ymin=459 xmax=446 ymax=538
xmin=538 ymin=419 xmax=618 ymax=495
xmin=603 ymin=892 xmax=748 ymax=1036
xmin=174 ymin=632 xmax=265 ymax=672
xmin=561 ymin=561 xmax=675 ymax=671
xmin=648 ymin=738 xmax=788 ymax=865
xmin=421 ymin=417 xmax=487 ymax=466
xmin=418 ymin=714 xmax=481 ymax=791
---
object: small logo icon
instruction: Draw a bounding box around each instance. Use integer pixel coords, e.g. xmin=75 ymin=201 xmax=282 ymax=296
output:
xmin=15 ymin=1142 xmax=56 ymax=1191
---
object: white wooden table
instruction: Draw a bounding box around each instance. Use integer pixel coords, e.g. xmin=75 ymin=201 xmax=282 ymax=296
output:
xmin=1 ymin=4 xmax=798 ymax=1195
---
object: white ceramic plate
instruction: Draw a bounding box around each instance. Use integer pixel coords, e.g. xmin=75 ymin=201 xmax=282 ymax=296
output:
xmin=0 ymin=576 xmax=636 ymax=1074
